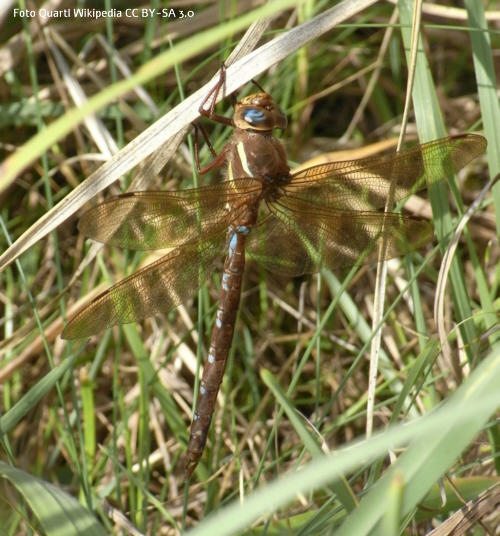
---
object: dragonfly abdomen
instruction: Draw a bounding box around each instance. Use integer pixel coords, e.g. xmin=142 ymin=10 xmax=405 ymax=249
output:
xmin=185 ymin=224 xmax=251 ymax=476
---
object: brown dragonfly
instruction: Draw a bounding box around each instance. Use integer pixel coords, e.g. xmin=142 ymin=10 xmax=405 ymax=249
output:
xmin=62 ymin=67 xmax=486 ymax=477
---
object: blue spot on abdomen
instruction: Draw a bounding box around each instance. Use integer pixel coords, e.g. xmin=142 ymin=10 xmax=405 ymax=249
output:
xmin=228 ymin=231 xmax=237 ymax=257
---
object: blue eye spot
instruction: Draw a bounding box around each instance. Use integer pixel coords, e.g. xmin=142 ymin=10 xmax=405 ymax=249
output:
xmin=243 ymin=108 xmax=265 ymax=124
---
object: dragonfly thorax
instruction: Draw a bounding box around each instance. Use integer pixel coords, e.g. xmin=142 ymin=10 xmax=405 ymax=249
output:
xmin=228 ymin=128 xmax=291 ymax=187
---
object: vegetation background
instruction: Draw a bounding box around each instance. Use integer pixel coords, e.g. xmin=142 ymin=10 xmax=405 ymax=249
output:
xmin=0 ymin=1 xmax=499 ymax=534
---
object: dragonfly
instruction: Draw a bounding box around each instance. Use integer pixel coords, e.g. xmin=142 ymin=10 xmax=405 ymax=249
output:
xmin=62 ymin=66 xmax=486 ymax=477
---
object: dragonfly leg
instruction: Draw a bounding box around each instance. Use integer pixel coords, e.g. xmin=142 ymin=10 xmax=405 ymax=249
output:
xmin=193 ymin=64 xmax=236 ymax=175
xmin=193 ymin=122 xmax=229 ymax=175
xmin=198 ymin=63 xmax=234 ymax=126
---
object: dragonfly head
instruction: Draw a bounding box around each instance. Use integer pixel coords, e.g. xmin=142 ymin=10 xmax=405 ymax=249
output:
xmin=234 ymin=93 xmax=287 ymax=132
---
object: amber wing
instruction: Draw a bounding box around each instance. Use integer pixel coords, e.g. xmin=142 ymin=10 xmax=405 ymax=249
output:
xmin=247 ymin=134 xmax=486 ymax=274
xmin=62 ymin=180 xmax=262 ymax=339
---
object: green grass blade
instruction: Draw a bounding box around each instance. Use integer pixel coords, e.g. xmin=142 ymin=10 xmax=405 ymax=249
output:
xmin=398 ymin=0 xmax=482 ymax=361
xmin=185 ymin=343 xmax=500 ymax=536
xmin=0 ymin=461 xmax=107 ymax=536
xmin=0 ymin=354 xmax=76 ymax=433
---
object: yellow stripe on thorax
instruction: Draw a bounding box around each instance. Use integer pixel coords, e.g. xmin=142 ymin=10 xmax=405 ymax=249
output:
xmin=236 ymin=141 xmax=253 ymax=177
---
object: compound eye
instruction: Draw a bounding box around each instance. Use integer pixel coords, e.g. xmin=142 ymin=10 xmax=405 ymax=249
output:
xmin=243 ymin=108 xmax=266 ymax=125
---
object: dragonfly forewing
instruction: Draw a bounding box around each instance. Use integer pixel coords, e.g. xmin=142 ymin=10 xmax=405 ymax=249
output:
xmin=77 ymin=179 xmax=262 ymax=250
xmin=285 ymin=134 xmax=486 ymax=212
